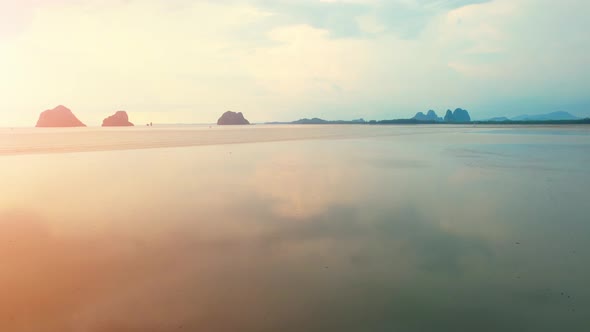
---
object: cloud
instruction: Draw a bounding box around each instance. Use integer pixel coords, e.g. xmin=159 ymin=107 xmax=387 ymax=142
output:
xmin=251 ymin=148 xmax=363 ymax=219
xmin=0 ymin=0 xmax=589 ymax=125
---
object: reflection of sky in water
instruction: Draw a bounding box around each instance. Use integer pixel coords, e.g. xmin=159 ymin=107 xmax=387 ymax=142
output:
xmin=477 ymin=128 xmax=590 ymax=136
xmin=1 ymin=126 xmax=589 ymax=331
xmin=449 ymin=143 xmax=590 ymax=173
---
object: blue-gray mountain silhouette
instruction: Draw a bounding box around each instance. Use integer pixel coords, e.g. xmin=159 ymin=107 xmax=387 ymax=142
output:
xmin=511 ymin=111 xmax=579 ymax=121
xmin=413 ymin=110 xmax=443 ymax=122
xmin=487 ymin=117 xmax=510 ymax=122
xmin=444 ymin=108 xmax=471 ymax=123
xmin=288 ymin=118 xmax=367 ymax=124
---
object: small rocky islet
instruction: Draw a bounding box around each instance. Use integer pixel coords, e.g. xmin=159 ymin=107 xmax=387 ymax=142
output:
xmin=217 ymin=111 xmax=250 ymax=125
xmin=34 ymin=106 xmax=136 ymax=127
xmin=36 ymin=105 xmax=86 ymax=127
xmin=102 ymin=111 xmax=134 ymax=127
xmin=34 ymin=106 xmax=254 ymax=127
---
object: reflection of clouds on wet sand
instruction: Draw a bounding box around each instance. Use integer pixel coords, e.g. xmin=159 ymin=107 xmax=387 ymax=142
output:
xmin=251 ymin=151 xmax=361 ymax=219
xmin=0 ymin=210 xmax=306 ymax=331
xmin=2 ymin=187 xmax=589 ymax=332
xmin=446 ymin=166 xmax=486 ymax=185
xmin=0 ymin=156 xmax=505 ymax=332
xmin=0 ymin=205 xmax=498 ymax=332
xmin=2 ymin=128 xmax=590 ymax=331
xmin=447 ymin=144 xmax=590 ymax=174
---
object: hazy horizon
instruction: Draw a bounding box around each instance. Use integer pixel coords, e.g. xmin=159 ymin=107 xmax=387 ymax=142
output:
xmin=3 ymin=2 xmax=590 ymax=330
xmin=1 ymin=0 xmax=589 ymax=126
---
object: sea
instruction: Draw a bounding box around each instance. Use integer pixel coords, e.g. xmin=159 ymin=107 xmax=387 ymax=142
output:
xmin=1 ymin=124 xmax=589 ymax=331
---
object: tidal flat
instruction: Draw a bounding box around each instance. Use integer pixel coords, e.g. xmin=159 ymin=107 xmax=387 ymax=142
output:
xmin=1 ymin=125 xmax=589 ymax=332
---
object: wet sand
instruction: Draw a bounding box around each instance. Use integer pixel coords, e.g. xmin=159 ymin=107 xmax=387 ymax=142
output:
xmin=1 ymin=125 xmax=589 ymax=331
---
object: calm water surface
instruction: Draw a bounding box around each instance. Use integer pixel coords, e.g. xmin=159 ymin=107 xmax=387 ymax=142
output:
xmin=1 ymin=125 xmax=589 ymax=331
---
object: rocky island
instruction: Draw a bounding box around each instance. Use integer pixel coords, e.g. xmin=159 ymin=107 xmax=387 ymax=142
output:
xmin=36 ymin=105 xmax=86 ymax=127
xmin=102 ymin=111 xmax=134 ymax=127
xmin=217 ymin=111 xmax=250 ymax=125
xmin=444 ymin=108 xmax=471 ymax=123
xmin=412 ymin=110 xmax=443 ymax=122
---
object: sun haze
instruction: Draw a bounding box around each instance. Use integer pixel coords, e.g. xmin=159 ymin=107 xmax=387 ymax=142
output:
xmin=1 ymin=0 xmax=589 ymax=126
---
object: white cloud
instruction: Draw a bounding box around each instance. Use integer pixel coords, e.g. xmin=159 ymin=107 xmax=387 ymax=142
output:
xmin=0 ymin=0 xmax=589 ymax=125
xmin=356 ymin=14 xmax=386 ymax=34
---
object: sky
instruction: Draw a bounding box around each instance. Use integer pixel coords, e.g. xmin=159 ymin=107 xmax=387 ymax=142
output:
xmin=0 ymin=0 xmax=589 ymax=125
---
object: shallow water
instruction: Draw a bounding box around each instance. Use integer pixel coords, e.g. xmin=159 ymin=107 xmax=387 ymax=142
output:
xmin=1 ymin=125 xmax=589 ymax=332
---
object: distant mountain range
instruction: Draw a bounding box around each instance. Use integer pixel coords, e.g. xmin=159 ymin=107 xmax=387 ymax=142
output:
xmin=292 ymin=118 xmax=366 ymax=124
xmin=412 ymin=108 xmax=471 ymax=123
xmin=267 ymin=118 xmax=367 ymax=125
xmin=413 ymin=110 xmax=443 ymax=122
xmin=486 ymin=111 xmax=580 ymax=122
xmin=487 ymin=117 xmax=510 ymax=122
xmin=26 ymin=105 xmax=590 ymax=128
xmin=264 ymin=109 xmax=589 ymax=126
